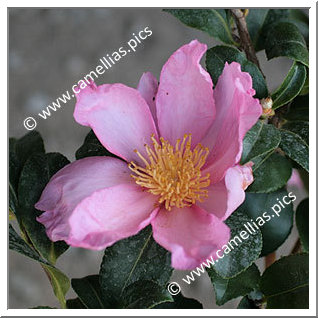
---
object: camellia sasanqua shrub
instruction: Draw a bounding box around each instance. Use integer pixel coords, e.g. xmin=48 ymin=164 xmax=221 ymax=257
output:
xmin=9 ymin=8 xmax=309 ymax=309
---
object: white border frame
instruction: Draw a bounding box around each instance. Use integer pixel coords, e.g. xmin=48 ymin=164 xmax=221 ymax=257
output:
xmin=3 ymin=1 xmax=316 ymax=316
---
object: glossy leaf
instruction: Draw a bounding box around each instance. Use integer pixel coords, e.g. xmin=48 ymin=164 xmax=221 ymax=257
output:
xmin=9 ymin=182 xmax=18 ymax=217
xmin=280 ymin=130 xmax=309 ymax=172
xmin=296 ymin=198 xmax=309 ymax=252
xmin=289 ymin=9 xmax=309 ymax=45
xmin=265 ymin=22 xmax=308 ymax=66
xmin=42 ymin=265 xmax=70 ymax=309
xmin=9 ymin=132 xmax=45 ymax=224
xmin=248 ymin=152 xmax=292 ymax=193
xmin=66 ymin=298 xmax=86 ymax=309
xmin=9 ymin=226 xmax=70 ymax=309
xmin=283 ymin=94 xmax=308 ymax=122
xmin=71 ymin=275 xmax=108 ymax=309
xmin=208 ymin=263 xmax=260 ymax=306
xmin=282 ymin=121 xmax=309 ymax=145
xmin=241 ymin=121 xmax=281 ymax=165
xmin=260 ymin=254 xmax=309 ymax=308
xmin=246 ymin=9 xmax=290 ymax=51
xmin=75 ymin=130 xmax=118 ymax=160
xmin=9 ymin=224 xmax=50 ymax=266
xmin=206 ymin=45 xmax=268 ymax=98
xmin=237 ymin=296 xmax=258 ymax=309
xmin=154 ymin=293 xmax=203 ymax=309
xmin=299 ymin=72 xmax=309 ymax=95
xmin=122 ymin=280 xmax=173 ymax=309
xmin=245 ymin=9 xmax=269 ymax=48
xmin=99 ymin=226 xmax=172 ymax=306
xmin=272 ymin=62 xmax=307 ymax=109
xmin=243 ymin=190 xmax=295 ymax=256
xmin=17 ymin=152 xmax=70 ymax=263
xmin=164 ymin=9 xmax=236 ymax=45
xmin=9 ymin=131 xmax=45 ymax=191
xmin=212 ymin=209 xmax=262 ymax=278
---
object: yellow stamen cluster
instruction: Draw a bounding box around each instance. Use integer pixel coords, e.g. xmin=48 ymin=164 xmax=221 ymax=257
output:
xmin=128 ymin=134 xmax=210 ymax=211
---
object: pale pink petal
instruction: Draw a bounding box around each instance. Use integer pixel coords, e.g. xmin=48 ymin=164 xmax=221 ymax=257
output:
xmin=74 ymin=82 xmax=158 ymax=164
xmin=151 ymin=205 xmax=230 ymax=270
xmin=199 ymin=163 xmax=254 ymax=221
xmin=156 ymin=40 xmax=215 ymax=146
xmin=35 ymin=157 xmax=132 ymax=242
xmin=201 ymin=62 xmax=262 ymax=182
xmin=137 ymin=72 xmax=158 ymax=126
xmin=287 ymin=169 xmax=304 ymax=188
xmin=67 ymin=184 xmax=158 ymax=249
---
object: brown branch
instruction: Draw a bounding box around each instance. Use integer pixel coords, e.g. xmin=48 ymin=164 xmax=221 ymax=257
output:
xmin=230 ymin=9 xmax=265 ymax=78
xmin=265 ymin=252 xmax=276 ymax=268
xmin=291 ymin=238 xmax=302 ymax=254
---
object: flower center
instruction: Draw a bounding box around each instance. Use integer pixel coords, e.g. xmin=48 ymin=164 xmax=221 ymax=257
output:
xmin=128 ymin=134 xmax=210 ymax=211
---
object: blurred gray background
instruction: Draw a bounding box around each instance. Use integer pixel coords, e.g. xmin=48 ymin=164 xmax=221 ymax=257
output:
xmin=9 ymin=8 xmax=307 ymax=309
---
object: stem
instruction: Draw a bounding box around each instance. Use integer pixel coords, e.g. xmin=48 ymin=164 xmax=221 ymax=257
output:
xmin=230 ymin=9 xmax=265 ymax=78
xmin=291 ymin=238 xmax=302 ymax=254
xmin=265 ymin=252 xmax=276 ymax=268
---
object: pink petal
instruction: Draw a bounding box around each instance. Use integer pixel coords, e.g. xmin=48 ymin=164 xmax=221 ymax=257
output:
xmin=74 ymin=82 xmax=158 ymax=164
xmin=156 ymin=40 xmax=215 ymax=146
xmin=201 ymin=62 xmax=262 ymax=182
xmin=67 ymin=184 xmax=158 ymax=249
xmin=151 ymin=205 xmax=230 ymax=270
xmin=287 ymin=169 xmax=304 ymax=188
xmin=137 ymin=72 xmax=158 ymax=126
xmin=35 ymin=157 xmax=132 ymax=242
xmin=199 ymin=163 xmax=254 ymax=221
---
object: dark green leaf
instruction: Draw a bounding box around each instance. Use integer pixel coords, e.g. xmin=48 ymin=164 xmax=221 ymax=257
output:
xmin=32 ymin=306 xmax=56 ymax=309
xmin=266 ymin=285 xmax=309 ymax=309
xmin=212 ymin=208 xmax=262 ymax=278
xmin=17 ymin=152 xmax=70 ymax=263
xmin=9 ymin=225 xmax=70 ymax=309
xmin=248 ymin=152 xmax=292 ymax=193
xmin=9 ymin=132 xmax=45 ymax=194
xmin=164 ymin=9 xmax=236 ymax=45
xmin=208 ymin=263 xmax=260 ymax=306
xmin=260 ymin=254 xmax=309 ymax=308
xmin=237 ymin=296 xmax=258 ymax=309
xmin=280 ymin=129 xmax=309 ymax=171
xmin=296 ymin=198 xmax=309 ymax=252
xmin=241 ymin=121 xmax=281 ymax=164
xmin=272 ymin=62 xmax=307 ymax=109
xmin=9 ymin=224 xmax=50 ymax=266
xmin=246 ymin=9 xmax=290 ymax=51
xmin=206 ymin=45 xmax=268 ymax=98
xmin=289 ymin=9 xmax=309 ymax=45
xmin=71 ymin=275 xmax=109 ymax=309
xmin=9 ymin=182 xmax=18 ymax=217
xmin=245 ymin=9 xmax=269 ymax=47
xmin=9 ymin=138 xmax=20 ymax=194
xmin=15 ymin=131 xmax=45 ymax=164
xmin=282 ymin=121 xmax=309 ymax=145
xmin=99 ymin=226 xmax=172 ymax=306
xmin=265 ymin=22 xmax=308 ymax=66
xmin=243 ymin=190 xmax=295 ymax=256
xmin=66 ymin=298 xmax=86 ymax=309
xmin=283 ymin=94 xmax=308 ymax=122
xmin=299 ymin=71 xmax=309 ymax=95
xmin=122 ymin=280 xmax=173 ymax=309
xmin=75 ymin=130 xmax=118 ymax=160
xmin=154 ymin=293 xmax=203 ymax=309
xmin=42 ymin=264 xmax=70 ymax=309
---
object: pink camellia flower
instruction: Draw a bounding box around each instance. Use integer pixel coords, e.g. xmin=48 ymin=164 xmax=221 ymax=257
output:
xmin=35 ymin=40 xmax=262 ymax=270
